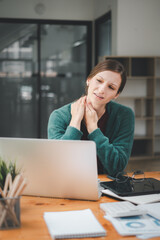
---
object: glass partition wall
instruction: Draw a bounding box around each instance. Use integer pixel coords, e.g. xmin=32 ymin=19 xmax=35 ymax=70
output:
xmin=0 ymin=20 xmax=91 ymax=138
xmin=40 ymin=24 xmax=88 ymax=137
xmin=0 ymin=23 xmax=38 ymax=138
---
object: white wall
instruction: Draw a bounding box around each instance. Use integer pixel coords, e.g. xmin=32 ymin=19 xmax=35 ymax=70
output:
xmin=116 ymin=0 xmax=160 ymax=56
xmin=94 ymin=0 xmax=112 ymax=19
xmin=0 ymin=0 xmax=94 ymax=21
xmin=94 ymin=0 xmax=160 ymax=56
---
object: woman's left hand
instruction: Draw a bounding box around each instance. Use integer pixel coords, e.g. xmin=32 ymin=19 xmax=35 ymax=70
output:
xmin=85 ymin=102 xmax=98 ymax=133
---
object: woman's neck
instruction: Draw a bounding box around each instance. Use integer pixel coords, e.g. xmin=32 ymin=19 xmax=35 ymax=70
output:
xmin=95 ymin=106 xmax=106 ymax=119
xmin=86 ymin=96 xmax=106 ymax=119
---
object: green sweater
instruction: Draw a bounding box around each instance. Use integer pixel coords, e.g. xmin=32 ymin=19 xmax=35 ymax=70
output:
xmin=48 ymin=101 xmax=135 ymax=176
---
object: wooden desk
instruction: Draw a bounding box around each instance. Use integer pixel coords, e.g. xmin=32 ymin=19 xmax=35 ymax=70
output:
xmin=1 ymin=172 xmax=160 ymax=240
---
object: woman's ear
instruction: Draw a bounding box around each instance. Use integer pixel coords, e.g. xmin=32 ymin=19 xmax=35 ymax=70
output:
xmin=86 ymin=80 xmax=89 ymax=86
xmin=86 ymin=78 xmax=91 ymax=86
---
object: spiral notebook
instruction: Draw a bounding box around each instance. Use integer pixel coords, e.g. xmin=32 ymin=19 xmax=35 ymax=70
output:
xmin=44 ymin=209 xmax=106 ymax=239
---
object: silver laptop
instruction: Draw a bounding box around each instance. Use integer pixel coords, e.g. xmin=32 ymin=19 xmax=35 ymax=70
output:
xmin=0 ymin=137 xmax=100 ymax=200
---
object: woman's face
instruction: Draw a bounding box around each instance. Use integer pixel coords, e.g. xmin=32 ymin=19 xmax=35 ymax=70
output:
xmin=87 ymin=70 xmax=121 ymax=109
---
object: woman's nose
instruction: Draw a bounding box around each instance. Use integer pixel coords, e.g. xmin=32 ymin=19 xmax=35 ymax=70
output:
xmin=98 ymin=84 xmax=105 ymax=93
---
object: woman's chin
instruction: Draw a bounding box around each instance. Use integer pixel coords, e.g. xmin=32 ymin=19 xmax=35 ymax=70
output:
xmin=87 ymin=96 xmax=103 ymax=109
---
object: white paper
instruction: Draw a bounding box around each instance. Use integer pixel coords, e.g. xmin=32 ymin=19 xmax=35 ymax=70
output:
xmin=44 ymin=209 xmax=106 ymax=239
xmin=104 ymin=214 xmax=160 ymax=236
xmin=138 ymin=202 xmax=160 ymax=220
xmin=102 ymin=189 xmax=160 ymax=205
xmin=137 ymin=233 xmax=160 ymax=239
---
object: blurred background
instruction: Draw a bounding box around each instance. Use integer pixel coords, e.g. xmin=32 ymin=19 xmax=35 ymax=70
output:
xmin=0 ymin=0 xmax=160 ymax=170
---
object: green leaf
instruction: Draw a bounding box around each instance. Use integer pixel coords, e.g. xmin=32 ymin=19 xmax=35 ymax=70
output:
xmin=0 ymin=156 xmax=20 ymax=189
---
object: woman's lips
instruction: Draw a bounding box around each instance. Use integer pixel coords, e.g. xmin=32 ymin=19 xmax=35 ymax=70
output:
xmin=94 ymin=93 xmax=104 ymax=100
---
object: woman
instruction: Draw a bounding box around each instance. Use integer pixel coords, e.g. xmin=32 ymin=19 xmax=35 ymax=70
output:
xmin=48 ymin=59 xmax=135 ymax=176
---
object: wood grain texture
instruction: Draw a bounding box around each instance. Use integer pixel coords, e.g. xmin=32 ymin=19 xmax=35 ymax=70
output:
xmin=1 ymin=172 xmax=160 ymax=240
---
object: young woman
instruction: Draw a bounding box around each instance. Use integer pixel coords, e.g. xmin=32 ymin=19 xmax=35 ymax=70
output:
xmin=48 ymin=59 xmax=135 ymax=176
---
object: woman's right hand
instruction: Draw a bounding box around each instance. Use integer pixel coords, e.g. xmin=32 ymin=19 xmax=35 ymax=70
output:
xmin=69 ymin=96 xmax=86 ymax=130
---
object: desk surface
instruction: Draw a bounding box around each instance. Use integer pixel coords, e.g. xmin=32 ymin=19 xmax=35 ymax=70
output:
xmin=1 ymin=172 xmax=160 ymax=240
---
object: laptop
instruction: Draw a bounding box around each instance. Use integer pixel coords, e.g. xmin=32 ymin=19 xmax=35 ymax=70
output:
xmin=0 ymin=137 xmax=100 ymax=201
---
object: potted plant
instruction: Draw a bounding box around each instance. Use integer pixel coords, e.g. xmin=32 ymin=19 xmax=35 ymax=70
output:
xmin=0 ymin=156 xmax=27 ymax=229
xmin=0 ymin=157 xmax=20 ymax=190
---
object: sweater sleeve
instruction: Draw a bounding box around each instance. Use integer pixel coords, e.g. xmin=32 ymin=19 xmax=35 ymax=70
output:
xmin=88 ymin=107 xmax=135 ymax=177
xmin=48 ymin=109 xmax=83 ymax=140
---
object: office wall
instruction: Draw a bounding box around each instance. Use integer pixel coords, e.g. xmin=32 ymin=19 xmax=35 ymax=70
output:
xmin=116 ymin=0 xmax=160 ymax=56
xmin=94 ymin=0 xmax=114 ymax=19
xmin=0 ymin=0 xmax=94 ymax=20
xmin=94 ymin=0 xmax=160 ymax=56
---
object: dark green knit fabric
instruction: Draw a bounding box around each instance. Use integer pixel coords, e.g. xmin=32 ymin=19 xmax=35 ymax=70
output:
xmin=48 ymin=101 xmax=135 ymax=176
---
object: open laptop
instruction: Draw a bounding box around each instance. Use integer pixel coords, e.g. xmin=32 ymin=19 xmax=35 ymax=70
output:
xmin=0 ymin=137 xmax=100 ymax=200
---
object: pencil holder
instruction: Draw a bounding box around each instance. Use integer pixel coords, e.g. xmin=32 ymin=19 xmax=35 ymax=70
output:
xmin=0 ymin=196 xmax=21 ymax=230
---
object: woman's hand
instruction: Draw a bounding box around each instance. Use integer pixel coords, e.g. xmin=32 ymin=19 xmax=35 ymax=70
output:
xmin=85 ymin=102 xmax=98 ymax=133
xmin=69 ymin=96 xmax=86 ymax=130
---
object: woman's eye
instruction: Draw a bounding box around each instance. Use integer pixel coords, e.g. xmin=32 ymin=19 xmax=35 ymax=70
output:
xmin=109 ymin=85 xmax=114 ymax=90
xmin=96 ymin=79 xmax=102 ymax=83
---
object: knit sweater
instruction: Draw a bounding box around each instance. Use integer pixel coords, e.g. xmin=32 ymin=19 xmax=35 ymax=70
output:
xmin=48 ymin=101 xmax=135 ymax=176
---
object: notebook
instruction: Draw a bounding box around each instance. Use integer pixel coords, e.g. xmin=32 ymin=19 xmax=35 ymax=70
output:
xmin=0 ymin=137 xmax=99 ymax=200
xmin=43 ymin=209 xmax=106 ymax=239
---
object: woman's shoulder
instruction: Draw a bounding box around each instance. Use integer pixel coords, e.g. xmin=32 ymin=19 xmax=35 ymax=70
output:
xmin=50 ymin=103 xmax=71 ymax=119
xmin=55 ymin=103 xmax=71 ymax=112
xmin=108 ymin=101 xmax=134 ymax=116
